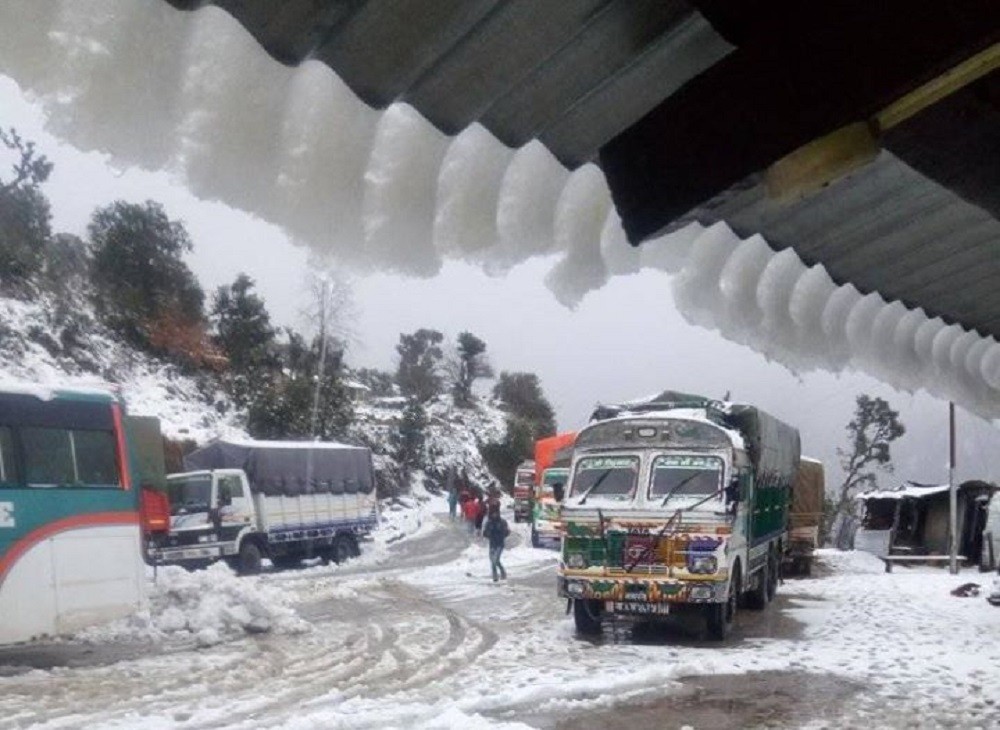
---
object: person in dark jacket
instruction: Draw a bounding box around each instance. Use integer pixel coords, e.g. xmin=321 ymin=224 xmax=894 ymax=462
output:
xmin=482 ymin=506 xmax=509 ymax=582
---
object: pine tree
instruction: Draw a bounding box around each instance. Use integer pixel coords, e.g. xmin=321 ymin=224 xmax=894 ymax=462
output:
xmin=211 ymin=274 xmax=279 ymax=407
xmin=396 ymin=328 xmax=444 ymax=402
xmin=88 ymin=200 xmax=205 ymax=352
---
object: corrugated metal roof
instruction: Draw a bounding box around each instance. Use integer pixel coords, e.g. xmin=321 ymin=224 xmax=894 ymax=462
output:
xmin=679 ymin=151 xmax=1000 ymax=338
xmin=163 ymin=0 xmax=733 ymax=168
xmin=159 ymin=0 xmax=1000 ymax=342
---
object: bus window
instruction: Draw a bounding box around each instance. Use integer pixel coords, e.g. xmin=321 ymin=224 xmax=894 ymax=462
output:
xmin=21 ymin=426 xmax=119 ymax=488
xmin=0 ymin=426 xmax=17 ymax=486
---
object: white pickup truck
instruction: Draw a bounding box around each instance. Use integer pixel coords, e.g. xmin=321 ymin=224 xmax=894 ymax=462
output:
xmin=148 ymin=439 xmax=378 ymax=574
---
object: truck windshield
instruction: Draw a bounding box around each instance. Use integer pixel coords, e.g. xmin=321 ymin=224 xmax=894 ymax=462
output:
xmin=571 ymin=456 xmax=639 ymax=501
xmin=516 ymin=472 xmax=534 ymax=486
xmin=167 ymin=474 xmax=212 ymax=515
xmin=650 ymin=455 xmax=723 ymax=503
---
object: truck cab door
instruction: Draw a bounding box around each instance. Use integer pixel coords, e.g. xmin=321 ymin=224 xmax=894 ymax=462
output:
xmin=214 ymin=472 xmax=254 ymax=532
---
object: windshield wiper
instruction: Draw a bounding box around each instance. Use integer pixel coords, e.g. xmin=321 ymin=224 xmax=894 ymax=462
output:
xmin=659 ymin=473 xmax=702 ymax=507
xmin=577 ymin=470 xmax=613 ymax=505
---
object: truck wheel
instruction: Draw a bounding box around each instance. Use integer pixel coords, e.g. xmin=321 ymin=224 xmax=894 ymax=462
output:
xmin=573 ymin=599 xmax=603 ymax=636
xmin=332 ymin=534 xmax=356 ymax=564
xmin=531 ymin=527 xmax=539 ymax=548
xmin=801 ymin=557 xmax=812 ymax=577
xmin=706 ymin=569 xmax=738 ymax=640
xmin=237 ymin=542 xmax=262 ymax=576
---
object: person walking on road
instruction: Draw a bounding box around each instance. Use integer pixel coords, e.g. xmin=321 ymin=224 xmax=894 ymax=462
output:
xmin=461 ymin=493 xmax=478 ymax=535
xmin=446 ymin=469 xmax=459 ymax=521
xmin=474 ymin=494 xmax=487 ymax=535
xmin=482 ymin=505 xmax=509 ymax=582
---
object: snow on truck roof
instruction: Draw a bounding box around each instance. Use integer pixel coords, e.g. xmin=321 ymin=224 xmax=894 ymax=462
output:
xmin=856 ymin=482 xmax=951 ymax=501
xmin=582 ymin=408 xmax=746 ymax=450
xmin=218 ymin=438 xmax=362 ymax=450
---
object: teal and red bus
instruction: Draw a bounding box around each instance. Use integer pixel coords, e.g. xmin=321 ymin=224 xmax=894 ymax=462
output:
xmin=0 ymin=383 xmax=145 ymax=644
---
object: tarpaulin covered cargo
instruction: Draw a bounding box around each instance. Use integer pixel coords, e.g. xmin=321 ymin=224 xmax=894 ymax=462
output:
xmin=791 ymin=457 xmax=825 ymax=530
xmin=184 ymin=439 xmax=375 ymax=497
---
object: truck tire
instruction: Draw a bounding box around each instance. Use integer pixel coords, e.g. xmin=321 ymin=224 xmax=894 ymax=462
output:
xmin=332 ymin=534 xmax=356 ymax=564
xmin=236 ymin=541 xmax=262 ymax=576
xmin=706 ymin=568 xmax=738 ymax=640
xmin=573 ymin=599 xmax=603 ymax=636
xmin=531 ymin=527 xmax=539 ymax=548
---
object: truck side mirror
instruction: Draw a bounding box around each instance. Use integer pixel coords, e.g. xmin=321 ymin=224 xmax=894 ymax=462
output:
xmin=725 ymin=479 xmax=741 ymax=505
xmin=552 ymin=483 xmax=565 ymax=502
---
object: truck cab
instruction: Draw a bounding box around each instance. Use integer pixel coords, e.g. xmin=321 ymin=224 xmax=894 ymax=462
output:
xmin=152 ymin=470 xmax=255 ymax=566
xmin=531 ymin=467 xmax=567 ymax=549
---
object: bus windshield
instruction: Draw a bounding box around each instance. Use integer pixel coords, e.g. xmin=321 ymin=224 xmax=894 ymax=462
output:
xmin=570 ymin=456 xmax=639 ymax=501
xmin=167 ymin=474 xmax=213 ymax=515
xmin=649 ymin=455 xmax=723 ymax=504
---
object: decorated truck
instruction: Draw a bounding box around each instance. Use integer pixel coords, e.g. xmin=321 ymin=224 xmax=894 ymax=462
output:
xmin=784 ymin=457 xmax=825 ymax=576
xmin=558 ymin=391 xmax=800 ymax=639
xmin=512 ymin=460 xmax=535 ymax=522
xmin=148 ymin=439 xmax=378 ymax=574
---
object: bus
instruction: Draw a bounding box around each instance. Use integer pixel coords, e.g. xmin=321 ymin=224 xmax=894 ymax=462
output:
xmin=0 ymin=383 xmax=146 ymax=645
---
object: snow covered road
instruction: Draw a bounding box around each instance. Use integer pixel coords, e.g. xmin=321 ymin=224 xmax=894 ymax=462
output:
xmin=2 ymin=510 xmax=999 ymax=730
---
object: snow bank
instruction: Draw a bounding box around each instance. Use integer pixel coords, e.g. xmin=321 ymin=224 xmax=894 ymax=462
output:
xmin=79 ymin=563 xmax=308 ymax=646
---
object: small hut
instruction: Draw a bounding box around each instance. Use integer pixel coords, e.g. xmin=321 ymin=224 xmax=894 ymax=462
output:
xmin=855 ymin=480 xmax=996 ymax=565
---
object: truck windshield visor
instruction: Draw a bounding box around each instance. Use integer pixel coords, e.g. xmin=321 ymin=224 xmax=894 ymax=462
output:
xmin=167 ymin=474 xmax=213 ymax=515
xmin=570 ymin=456 xmax=639 ymax=500
xmin=649 ymin=455 xmax=723 ymax=502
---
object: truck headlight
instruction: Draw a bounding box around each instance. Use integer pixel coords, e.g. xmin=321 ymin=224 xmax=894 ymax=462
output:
xmin=566 ymin=552 xmax=588 ymax=569
xmin=565 ymin=580 xmax=585 ymax=597
xmin=689 ymin=585 xmax=714 ymax=600
xmin=688 ymin=555 xmax=718 ymax=574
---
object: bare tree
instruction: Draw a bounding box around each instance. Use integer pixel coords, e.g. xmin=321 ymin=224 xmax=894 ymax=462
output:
xmin=825 ymin=394 xmax=906 ymax=548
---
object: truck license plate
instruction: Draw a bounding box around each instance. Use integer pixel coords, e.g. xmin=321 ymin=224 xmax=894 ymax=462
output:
xmin=609 ymin=601 xmax=670 ymax=615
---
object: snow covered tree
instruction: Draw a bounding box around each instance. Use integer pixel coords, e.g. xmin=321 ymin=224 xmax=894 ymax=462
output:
xmin=480 ymin=417 xmax=535 ymax=490
xmin=211 ymin=274 xmax=279 ymax=407
xmin=492 ymin=371 xmax=556 ymax=439
xmin=89 ymin=200 xmax=205 ymax=352
xmin=245 ymin=329 xmax=353 ymax=441
xmin=825 ymin=394 xmax=906 ymax=548
xmin=0 ymin=127 xmax=53 ymax=290
xmin=396 ymin=328 xmax=444 ymax=402
xmin=353 ymin=367 xmax=396 ymax=397
xmin=393 ymin=399 xmax=428 ymax=479
xmin=448 ymin=331 xmax=493 ymax=407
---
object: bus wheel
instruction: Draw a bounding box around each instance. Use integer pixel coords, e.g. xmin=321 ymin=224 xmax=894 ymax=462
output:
xmin=237 ymin=542 xmax=262 ymax=576
xmin=573 ymin=599 xmax=603 ymax=636
xmin=707 ymin=569 xmax=738 ymax=640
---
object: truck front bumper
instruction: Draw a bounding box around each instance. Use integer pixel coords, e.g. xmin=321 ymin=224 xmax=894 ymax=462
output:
xmin=557 ymin=574 xmax=727 ymax=604
xmin=149 ymin=543 xmax=235 ymax=564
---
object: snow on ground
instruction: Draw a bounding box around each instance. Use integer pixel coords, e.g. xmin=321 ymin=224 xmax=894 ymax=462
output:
xmin=78 ymin=563 xmax=309 ymax=647
xmin=4 ymin=540 xmax=1000 ymax=729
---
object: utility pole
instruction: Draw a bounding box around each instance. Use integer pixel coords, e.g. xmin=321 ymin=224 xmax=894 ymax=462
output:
xmin=949 ymin=401 xmax=958 ymax=574
xmin=309 ymin=275 xmax=330 ymax=441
